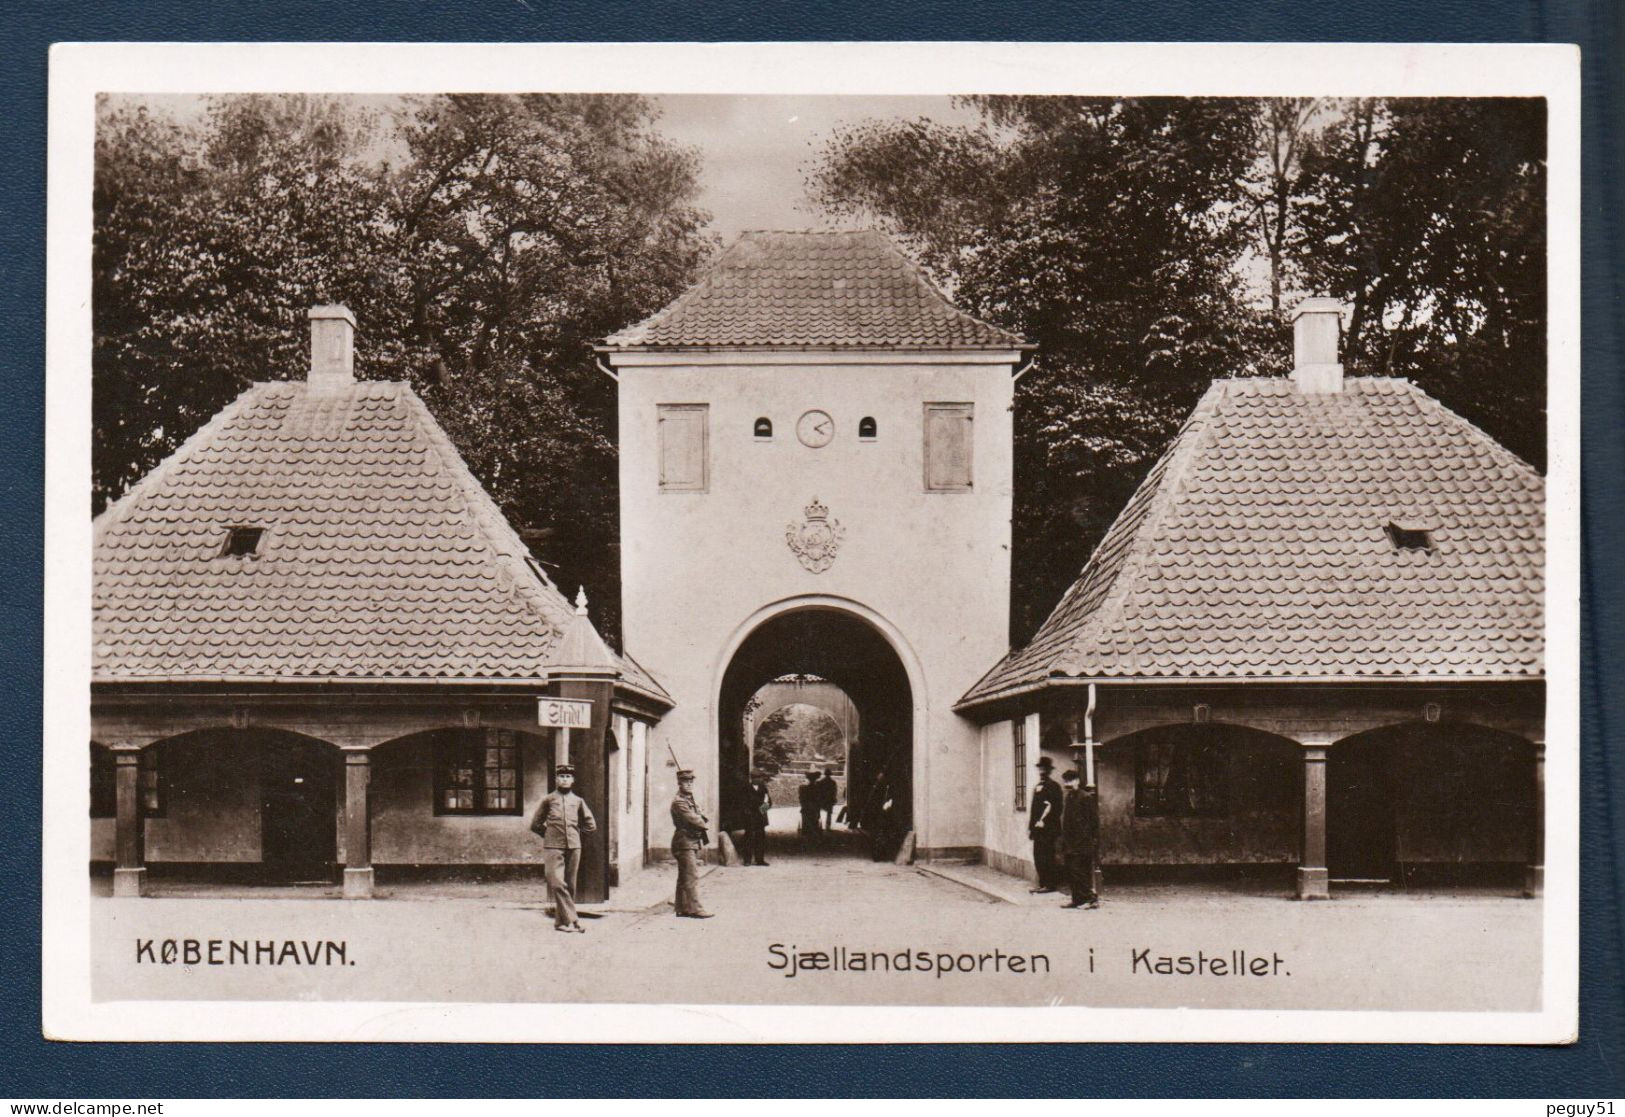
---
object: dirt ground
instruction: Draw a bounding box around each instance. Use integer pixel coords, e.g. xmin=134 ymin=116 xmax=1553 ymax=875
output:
xmin=91 ymin=817 xmax=1543 ymax=1015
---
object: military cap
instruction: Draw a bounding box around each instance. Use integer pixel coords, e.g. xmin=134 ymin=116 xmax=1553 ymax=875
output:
xmin=676 ymin=768 xmax=695 ymax=779
xmin=555 ymin=763 xmax=575 ymax=776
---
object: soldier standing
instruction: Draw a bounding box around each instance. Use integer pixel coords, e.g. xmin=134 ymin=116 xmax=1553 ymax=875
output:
xmin=671 ymin=769 xmax=715 ymax=918
xmin=528 ymin=763 xmax=596 ymax=933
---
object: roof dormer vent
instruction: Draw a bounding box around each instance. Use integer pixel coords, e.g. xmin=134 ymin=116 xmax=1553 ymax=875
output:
xmin=1386 ymin=521 xmax=1434 ymax=552
xmin=220 ymin=526 xmax=265 ymax=558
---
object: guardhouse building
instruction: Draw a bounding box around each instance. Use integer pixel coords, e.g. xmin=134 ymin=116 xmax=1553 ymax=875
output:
xmin=956 ymin=299 xmax=1546 ymax=897
xmin=92 ymin=307 xmax=670 ymax=899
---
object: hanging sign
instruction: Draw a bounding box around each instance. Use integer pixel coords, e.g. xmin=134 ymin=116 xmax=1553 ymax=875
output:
xmin=537 ymin=697 xmax=594 ymax=730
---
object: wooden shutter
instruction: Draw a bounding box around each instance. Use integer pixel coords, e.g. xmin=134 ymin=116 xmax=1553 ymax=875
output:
xmin=924 ymin=402 xmax=974 ymax=491
xmin=658 ymin=404 xmax=708 ymax=492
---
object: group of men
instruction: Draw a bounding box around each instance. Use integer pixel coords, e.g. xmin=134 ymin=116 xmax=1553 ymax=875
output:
xmin=527 ymin=753 xmax=1099 ymax=931
xmin=1026 ymin=756 xmax=1102 ymax=909
xmin=527 ymin=762 xmax=715 ymax=932
xmin=797 ymin=768 xmax=841 ymax=838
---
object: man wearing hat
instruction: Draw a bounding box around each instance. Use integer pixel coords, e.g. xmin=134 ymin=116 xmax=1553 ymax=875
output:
xmin=670 ymin=769 xmax=715 ymax=918
xmin=1059 ymin=767 xmax=1101 ymax=909
xmin=741 ymin=768 xmax=772 ymax=867
xmin=1028 ymin=756 xmax=1064 ymax=894
xmin=529 ymin=763 xmax=596 ymax=934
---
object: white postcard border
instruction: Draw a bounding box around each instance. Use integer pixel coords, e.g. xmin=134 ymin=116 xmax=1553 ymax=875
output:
xmin=43 ymin=40 xmax=1582 ymax=1044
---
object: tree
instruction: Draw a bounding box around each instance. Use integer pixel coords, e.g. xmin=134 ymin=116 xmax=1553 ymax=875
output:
xmin=811 ymin=96 xmax=1548 ymax=641
xmin=811 ymin=97 xmax=1269 ymax=640
xmin=1293 ymin=98 xmax=1546 ymax=467
xmin=94 ymin=93 xmax=715 ymax=640
xmin=753 ymin=704 xmax=845 ymax=773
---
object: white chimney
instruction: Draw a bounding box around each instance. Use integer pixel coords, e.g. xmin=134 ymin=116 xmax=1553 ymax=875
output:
xmin=308 ymin=304 xmax=356 ymax=390
xmin=1291 ymin=297 xmax=1344 ymax=394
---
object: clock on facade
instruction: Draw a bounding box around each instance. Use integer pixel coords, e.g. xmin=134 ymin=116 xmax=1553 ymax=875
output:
xmin=796 ymin=410 xmax=835 ymax=448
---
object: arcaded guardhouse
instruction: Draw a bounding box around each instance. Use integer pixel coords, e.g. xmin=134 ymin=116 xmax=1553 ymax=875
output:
xmin=956 ymin=299 xmax=1546 ymax=898
xmin=93 ymin=237 xmax=1547 ymax=903
xmin=91 ymin=306 xmax=670 ymax=900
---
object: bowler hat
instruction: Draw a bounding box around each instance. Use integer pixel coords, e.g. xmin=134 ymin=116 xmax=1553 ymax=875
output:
xmin=1035 ymin=756 xmax=1054 ymax=770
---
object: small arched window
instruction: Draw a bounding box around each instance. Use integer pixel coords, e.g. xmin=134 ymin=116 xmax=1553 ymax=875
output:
xmin=754 ymin=417 xmax=773 ymax=440
xmin=858 ymin=416 xmax=878 ymax=440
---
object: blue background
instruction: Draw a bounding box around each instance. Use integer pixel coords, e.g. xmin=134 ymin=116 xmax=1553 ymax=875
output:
xmin=4 ymin=0 xmax=1620 ymax=1098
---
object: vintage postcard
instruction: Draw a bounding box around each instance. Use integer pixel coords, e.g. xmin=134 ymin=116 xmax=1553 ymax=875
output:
xmin=42 ymin=41 xmax=1580 ymax=1043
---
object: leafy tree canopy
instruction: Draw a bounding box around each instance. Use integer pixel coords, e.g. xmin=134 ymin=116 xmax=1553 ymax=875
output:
xmin=809 ymin=96 xmax=1545 ymax=642
xmin=94 ymin=93 xmax=716 ymax=640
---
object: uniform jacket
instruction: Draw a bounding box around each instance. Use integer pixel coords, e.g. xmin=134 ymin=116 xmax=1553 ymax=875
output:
xmin=1029 ymin=775 xmax=1064 ymax=837
xmin=1060 ymin=787 xmax=1100 ymax=856
xmin=671 ymin=791 xmax=710 ymax=851
xmin=530 ymin=789 xmax=597 ymax=850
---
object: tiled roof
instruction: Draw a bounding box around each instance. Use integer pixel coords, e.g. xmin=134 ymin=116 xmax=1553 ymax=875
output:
xmin=93 ymin=379 xmax=669 ymax=701
xmin=960 ymin=377 xmax=1545 ymax=706
xmin=601 ymin=230 xmax=1028 ymax=351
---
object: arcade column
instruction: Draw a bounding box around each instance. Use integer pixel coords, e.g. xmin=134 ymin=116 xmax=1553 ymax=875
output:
xmin=1297 ymin=742 xmax=1331 ymax=900
xmin=1524 ymin=738 xmax=1545 ymax=899
xmin=112 ymin=745 xmax=146 ymax=898
xmin=341 ymin=748 xmax=374 ymax=899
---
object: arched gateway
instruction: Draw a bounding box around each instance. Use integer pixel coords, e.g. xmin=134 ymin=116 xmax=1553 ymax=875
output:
xmin=717 ymin=600 xmax=922 ymax=852
xmin=602 ymin=231 xmax=1030 ymax=861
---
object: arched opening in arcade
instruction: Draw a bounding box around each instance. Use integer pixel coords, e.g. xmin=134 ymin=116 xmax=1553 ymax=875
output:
xmin=90 ymin=728 xmax=341 ymax=888
xmin=1084 ymin=722 xmax=1304 ymax=890
xmin=1327 ymin=721 xmax=1537 ymax=889
xmin=717 ymin=607 xmax=914 ymax=862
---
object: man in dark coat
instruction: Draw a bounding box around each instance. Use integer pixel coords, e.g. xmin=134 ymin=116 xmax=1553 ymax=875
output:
xmin=741 ymin=768 xmax=772 ymax=866
xmin=670 ymin=768 xmax=714 ymax=918
xmin=1060 ymin=768 xmax=1101 ymax=909
xmin=1028 ymin=756 xmax=1064 ymax=894
xmin=529 ymin=764 xmax=596 ymax=933
xmin=815 ymin=768 xmax=840 ymax=830
xmin=798 ymin=771 xmax=822 ymax=839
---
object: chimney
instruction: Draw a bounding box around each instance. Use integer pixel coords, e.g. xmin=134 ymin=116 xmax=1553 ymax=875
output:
xmin=1290 ymin=297 xmax=1344 ymax=394
xmin=307 ymin=304 xmax=356 ymax=390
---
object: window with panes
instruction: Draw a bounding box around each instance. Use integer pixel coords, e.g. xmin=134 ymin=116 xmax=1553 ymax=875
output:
xmin=1135 ymin=736 xmax=1228 ymax=817
xmin=435 ymin=729 xmax=523 ymax=815
xmin=1013 ymin=717 xmax=1027 ymax=810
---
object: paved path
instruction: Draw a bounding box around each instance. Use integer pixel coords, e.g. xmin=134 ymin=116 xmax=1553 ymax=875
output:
xmin=93 ymin=841 xmax=1542 ymax=1015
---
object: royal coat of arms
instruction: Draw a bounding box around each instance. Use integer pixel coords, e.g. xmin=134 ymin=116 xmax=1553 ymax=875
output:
xmin=786 ymin=497 xmax=845 ymax=573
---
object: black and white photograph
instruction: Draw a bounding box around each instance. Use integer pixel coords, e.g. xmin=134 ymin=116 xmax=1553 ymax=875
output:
xmin=43 ymin=42 xmax=1580 ymax=1043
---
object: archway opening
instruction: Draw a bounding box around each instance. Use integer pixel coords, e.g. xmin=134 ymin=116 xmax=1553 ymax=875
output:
xmin=1329 ymin=721 xmax=1535 ymax=888
xmin=749 ymin=690 xmax=852 ymax=840
xmin=718 ymin=608 xmax=913 ymax=861
xmin=1092 ymin=723 xmax=1303 ymax=889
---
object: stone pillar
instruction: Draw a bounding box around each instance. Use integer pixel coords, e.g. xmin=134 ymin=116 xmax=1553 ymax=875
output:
xmin=342 ymin=749 xmax=374 ymax=899
xmin=556 ymin=677 xmax=615 ymax=903
xmin=1297 ymin=744 xmax=1331 ymax=900
xmin=112 ymin=747 xmax=146 ymax=897
xmin=1524 ymin=740 xmax=1545 ymax=898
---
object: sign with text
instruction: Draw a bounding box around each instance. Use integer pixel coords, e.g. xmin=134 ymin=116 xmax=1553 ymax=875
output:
xmin=537 ymin=697 xmax=594 ymax=730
